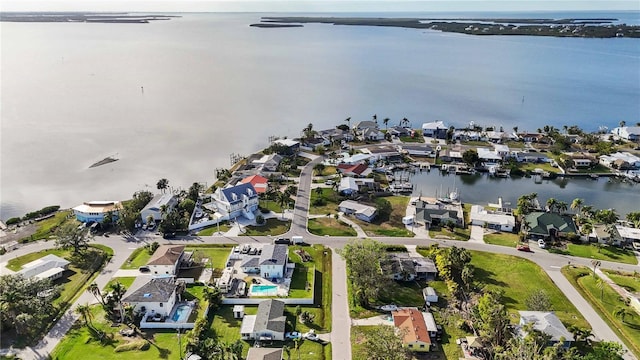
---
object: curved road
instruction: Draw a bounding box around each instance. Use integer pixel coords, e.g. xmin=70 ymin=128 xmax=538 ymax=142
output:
xmin=1 ymin=154 xmax=637 ymax=359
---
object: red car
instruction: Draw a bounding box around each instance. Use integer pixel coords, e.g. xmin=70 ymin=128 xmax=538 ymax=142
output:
xmin=516 ymin=244 xmax=531 ymax=252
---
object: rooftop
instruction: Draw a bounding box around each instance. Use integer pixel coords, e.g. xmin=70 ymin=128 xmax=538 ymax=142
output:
xmin=73 ymin=201 xmax=120 ymax=214
xmin=259 ymin=244 xmax=288 ymax=266
xmin=122 ymin=276 xmax=176 ymax=303
xmin=141 ymin=194 xmax=176 ymax=212
xmin=147 ymin=245 xmax=185 ymax=266
xmin=519 ymin=311 xmax=574 ymax=342
xmin=392 ymin=308 xmax=431 ymax=345
xmin=254 ymin=299 xmax=286 ymax=333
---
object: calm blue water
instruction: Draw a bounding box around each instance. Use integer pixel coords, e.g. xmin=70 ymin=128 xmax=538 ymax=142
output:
xmin=1 ymin=12 xmax=638 ymax=219
xmin=251 ymin=284 xmax=278 ymax=295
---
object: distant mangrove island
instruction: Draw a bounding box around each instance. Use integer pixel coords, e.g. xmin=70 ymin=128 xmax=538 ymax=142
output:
xmin=252 ymin=16 xmax=640 ymax=38
xmin=0 ymin=12 xmax=178 ymax=24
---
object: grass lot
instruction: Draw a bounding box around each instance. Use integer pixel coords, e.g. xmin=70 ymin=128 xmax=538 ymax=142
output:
xmin=602 ymin=270 xmax=640 ymax=293
xmin=429 ymin=225 xmax=471 ymax=241
xmin=308 ymin=217 xmax=357 ymax=237
xmin=6 ymin=248 xmax=70 ymax=271
xmin=259 ymin=199 xmax=284 ymax=213
xmin=517 ymin=162 xmax=559 ymax=174
xmin=483 ymin=231 xmax=521 ymax=247
xmin=568 ymin=164 xmax=612 ymax=174
xmin=468 ymin=251 xmax=589 ymax=328
xmin=399 ymin=134 xmax=424 ymax=143
xmin=22 ymin=210 xmax=74 ymax=242
xmin=103 ymin=277 xmax=136 ymax=291
xmin=51 ymin=306 xmax=184 ymax=360
xmin=316 ymin=166 xmax=338 ymax=176
xmin=548 ymin=243 xmax=638 ymax=265
xmin=355 ymin=196 xmax=414 ymax=237
xmin=309 ymin=188 xmax=343 ymax=215
xmin=348 ymin=279 xmax=425 ymax=319
xmin=196 ymin=222 xmax=232 ymax=236
xmin=243 ymin=218 xmax=290 ymax=236
xmin=563 ymin=266 xmax=640 ymax=358
xmin=185 ymin=245 xmax=233 ymax=270
xmin=120 ymin=247 xmax=153 ymax=270
xmin=351 ymin=326 xmax=380 ymax=359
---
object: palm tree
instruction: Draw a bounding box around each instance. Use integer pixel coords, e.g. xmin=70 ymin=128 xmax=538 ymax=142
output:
xmin=156 ymin=178 xmax=169 ymax=193
xmin=513 ymin=126 xmax=519 ymax=134
xmin=591 ymin=260 xmax=602 ymax=277
xmin=613 ymin=306 xmax=632 ymax=323
xmin=76 ymin=303 xmax=93 ymax=327
xmin=383 ymin=117 xmax=390 ymax=130
xmin=303 ymin=123 xmax=315 ymax=141
xmin=109 ymin=282 xmax=127 ymax=322
xmin=283 ymin=345 xmax=292 ymax=360
xmin=570 ymin=198 xmax=583 ymax=214
xmin=581 ymin=205 xmax=595 ymax=219
xmin=595 ymin=276 xmax=606 ymax=300
xmin=88 ymin=282 xmax=105 ymax=306
xmin=546 ymin=198 xmax=558 ymax=213
xmin=278 ymin=191 xmax=290 ymax=219
xmin=556 ymin=201 xmax=568 ymax=215
xmin=345 ymin=117 xmax=351 ymax=129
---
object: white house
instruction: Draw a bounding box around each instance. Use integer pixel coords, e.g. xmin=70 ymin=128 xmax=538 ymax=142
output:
xmin=599 ymin=152 xmax=640 ymax=169
xmin=422 ymin=121 xmax=447 ymax=139
xmin=258 ymin=244 xmax=289 ymax=279
xmin=469 ymin=205 xmax=515 ymax=232
xmin=140 ymin=194 xmax=178 ymax=224
xmin=240 ymin=299 xmax=286 ymax=341
xmin=611 ymin=126 xmax=640 ymax=141
xmin=18 ymin=254 xmax=70 ymax=281
xmin=338 ymin=177 xmax=376 ymax=195
xmin=72 ymin=201 xmax=120 ymax=223
xmin=339 ymin=200 xmax=378 ymax=223
xmin=616 ymin=225 xmax=640 ymax=245
xmin=147 ymin=245 xmax=186 ymax=275
xmin=213 ymin=183 xmax=260 ymax=220
xmin=477 ymin=147 xmax=502 ymax=164
xmin=518 ymin=311 xmax=574 ymax=349
xmin=122 ymin=276 xmax=178 ymax=320
xmin=398 ymin=144 xmax=435 ymax=157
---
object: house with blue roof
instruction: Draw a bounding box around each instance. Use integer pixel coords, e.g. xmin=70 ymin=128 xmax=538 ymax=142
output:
xmin=213 ymin=183 xmax=260 ymax=220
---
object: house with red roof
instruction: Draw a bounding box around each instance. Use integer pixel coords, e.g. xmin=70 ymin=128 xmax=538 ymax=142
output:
xmin=392 ymin=308 xmax=432 ymax=352
xmin=240 ymin=175 xmax=269 ymax=194
xmin=336 ymin=163 xmax=371 ymax=177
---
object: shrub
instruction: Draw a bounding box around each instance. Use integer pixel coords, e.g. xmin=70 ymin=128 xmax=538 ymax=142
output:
xmin=0 ymin=247 xmax=6 ymax=255
xmin=256 ymin=214 xmax=265 ymax=225
xmin=114 ymin=340 xmax=150 ymax=352
xmin=6 ymin=217 xmax=21 ymax=226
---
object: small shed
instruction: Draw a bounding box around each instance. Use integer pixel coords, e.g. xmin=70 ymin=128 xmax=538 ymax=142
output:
xmin=423 ymin=287 xmax=438 ymax=304
xmin=233 ymin=305 xmax=245 ymax=319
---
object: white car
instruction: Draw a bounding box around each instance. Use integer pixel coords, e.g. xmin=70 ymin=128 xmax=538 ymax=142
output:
xmin=303 ymin=330 xmax=318 ymax=341
xmin=538 ymin=240 xmax=546 ymax=249
xmin=380 ymin=304 xmax=399 ymax=312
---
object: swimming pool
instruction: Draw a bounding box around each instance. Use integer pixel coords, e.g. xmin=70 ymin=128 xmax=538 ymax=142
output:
xmin=249 ymin=284 xmax=278 ymax=297
xmin=171 ymin=304 xmax=192 ymax=322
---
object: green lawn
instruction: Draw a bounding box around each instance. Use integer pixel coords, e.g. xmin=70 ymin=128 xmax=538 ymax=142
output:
xmin=6 ymin=248 xmax=70 ymax=271
xmin=243 ymin=218 xmax=290 ymax=236
xmin=22 ymin=210 xmax=74 ymax=242
xmin=120 ymin=247 xmax=153 ymax=270
xmin=309 ymin=188 xmax=343 ymax=215
xmin=348 ymin=279 xmax=425 ymax=319
xmin=196 ymin=223 xmax=232 ymax=236
xmin=429 ymin=225 xmax=470 ymax=241
xmin=427 ymin=280 xmax=472 ymax=359
xmin=484 ymin=231 xmax=521 ymax=247
xmin=468 ymin=251 xmax=589 ymax=328
xmin=308 ymin=217 xmax=357 ymax=237
xmin=103 ymin=277 xmax=136 ymax=291
xmin=400 ymin=134 xmax=424 ymax=143
xmin=289 ymin=262 xmax=315 ymax=299
xmin=563 ymin=266 xmax=640 ymax=358
xmin=355 ymin=196 xmax=414 ymax=237
xmin=548 ymin=243 xmax=638 ymax=265
xmin=184 ymin=245 xmax=232 ymax=270
xmin=51 ymin=306 xmax=184 ymax=360
xmin=517 ymin=162 xmax=559 ymax=174
xmin=602 ymin=270 xmax=640 ymax=293
xmin=259 ymin=199 xmax=284 ymax=213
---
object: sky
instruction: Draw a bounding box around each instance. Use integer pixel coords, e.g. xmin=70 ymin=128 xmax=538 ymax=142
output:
xmin=1 ymin=0 xmax=639 ymax=12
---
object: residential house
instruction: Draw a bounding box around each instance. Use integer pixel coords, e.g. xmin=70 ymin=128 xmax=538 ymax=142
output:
xmin=241 ymin=244 xmax=289 ymax=279
xmin=383 ymin=253 xmax=438 ymax=281
xmin=240 ymin=299 xmax=286 ymax=341
xmin=397 ymin=144 xmax=435 ymax=157
xmin=272 ymin=138 xmax=300 ymax=151
xmin=452 ymin=130 xmax=484 ymax=142
xmin=388 ymin=126 xmax=411 ymax=138
xmin=493 ymin=144 xmax=510 ymax=158
xmin=518 ymin=311 xmax=574 ymax=349
xmin=589 ymin=224 xmax=620 ymax=246
xmin=362 ymin=145 xmax=403 ymax=162
xmin=353 ymin=120 xmax=378 ymax=132
xmin=18 ymin=254 xmax=70 ymax=281
xmin=469 ymin=205 xmax=515 ymax=232
xmin=414 ymin=199 xmax=464 ymax=228
xmin=240 ymin=175 xmax=269 ymax=194
xmin=517 ymin=132 xmax=546 ymax=143
xmin=338 ymin=177 xmax=376 ymax=196
xmin=339 ymin=153 xmax=372 ymax=165
xmin=140 ymin=194 xmax=178 ymax=224
xmin=317 ymin=128 xmax=353 ymax=143
xmin=565 ymin=152 xmax=595 ymax=168
xmin=339 ymin=200 xmax=378 ymax=223
xmin=336 ymin=163 xmax=372 ymax=177
xmin=246 ymin=348 xmax=284 ymax=360
xmin=599 ymin=152 xmax=640 ymax=169
xmin=477 ymin=147 xmax=503 ymax=164
xmin=421 ymin=121 xmax=447 ymax=139
xmin=122 ymin=276 xmax=178 ymax=319
xmin=611 ymin=126 xmax=640 ymax=141
xmin=213 ymin=183 xmax=260 ymax=220
xmin=262 ymin=154 xmax=284 ymax=172
xmin=147 ymin=245 xmax=187 ymax=275
xmin=524 ymin=212 xmax=577 ymax=240
xmin=392 ymin=308 xmax=431 ymax=352
xmin=360 ymin=127 xmax=385 ymax=141
xmin=486 ymin=131 xmax=518 ymax=143
xmin=72 ymin=201 xmax=120 ymax=223
xmin=616 ymin=225 xmax=640 ymax=246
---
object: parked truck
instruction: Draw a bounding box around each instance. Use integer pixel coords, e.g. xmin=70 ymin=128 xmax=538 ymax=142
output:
xmin=291 ymin=236 xmax=304 ymax=245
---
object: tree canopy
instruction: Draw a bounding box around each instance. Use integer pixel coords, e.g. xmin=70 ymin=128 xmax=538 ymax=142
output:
xmin=339 ymin=239 xmax=389 ymax=307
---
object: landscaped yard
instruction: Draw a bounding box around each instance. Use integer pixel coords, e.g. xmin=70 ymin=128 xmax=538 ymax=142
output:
xmin=308 ymin=217 xmax=357 ymax=237
xmin=6 ymin=248 xmax=70 ymax=271
xmin=184 ymin=245 xmax=233 ymax=271
xmin=484 ymin=231 xmax=521 ymax=247
xmin=348 ymin=279 xmax=425 ymax=320
xmin=196 ymin=222 xmax=232 ymax=236
xmin=103 ymin=277 xmax=136 ymax=291
xmin=429 ymin=225 xmax=470 ymax=241
xmin=355 ymin=196 xmax=414 ymax=237
xmin=242 ymin=218 xmax=290 ymax=236
xmin=120 ymin=247 xmax=153 ymax=270
xmin=516 ymin=161 xmax=559 ymax=174
xmin=309 ymin=187 xmax=343 ymax=215
xmin=563 ymin=266 xmax=640 ymax=358
xmin=602 ymin=269 xmax=640 ymax=293
xmin=548 ymin=243 xmax=638 ymax=265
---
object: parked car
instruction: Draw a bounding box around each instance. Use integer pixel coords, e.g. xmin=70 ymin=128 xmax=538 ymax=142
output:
xmin=163 ymin=232 xmax=176 ymax=239
xmin=538 ymin=239 xmax=546 ymax=249
xmin=147 ymin=222 xmax=155 ymax=231
xmin=138 ymin=266 xmax=150 ymax=273
xmin=274 ymin=238 xmax=290 ymax=245
xmin=380 ymin=304 xmax=399 ymax=312
xmin=516 ymin=244 xmax=531 ymax=252
xmin=285 ymin=332 xmax=301 ymax=339
xmin=325 ymin=180 xmax=335 ymax=185
xmin=302 ymin=330 xmax=318 ymax=340
xmin=248 ymin=247 xmax=257 ymax=255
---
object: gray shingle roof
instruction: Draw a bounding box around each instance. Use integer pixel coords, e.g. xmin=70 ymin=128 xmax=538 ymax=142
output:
xmin=122 ymin=277 xmax=176 ymax=303
xmin=259 ymin=245 xmax=288 ymax=266
xmin=241 ymin=257 xmax=259 ymax=268
xmin=519 ymin=311 xmax=574 ymax=342
xmin=254 ymin=299 xmax=286 ymax=334
xmin=246 ymin=348 xmax=284 ymax=360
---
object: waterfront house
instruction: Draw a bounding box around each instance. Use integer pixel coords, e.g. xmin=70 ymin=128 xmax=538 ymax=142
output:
xmin=339 ymin=200 xmax=378 ymax=223
xmin=599 ymin=152 xmax=640 ymax=169
xmin=397 ymin=144 xmax=435 ymax=157
xmin=589 ymin=224 xmax=622 ymax=246
xmin=524 ymin=212 xmax=577 ymax=240
xmin=246 ymin=348 xmax=284 ymax=360
xmin=317 ymin=127 xmax=353 ymax=143
xmin=240 ymin=175 xmax=269 ymax=194
xmin=361 ymin=127 xmax=385 ymax=141
xmin=362 ymin=144 xmax=403 ymax=162
xmin=338 ymin=177 xmax=376 ymax=196
xmin=388 ymin=126 xmax=411 ymax=138
xmin=414 ymin=199 xmax=464 ymax=229
xmin=337 ymin=163 xmax=372 ymax=177
xmin=261 ymin=154 xmax=284 ymax=172
xmin=392 ymin=308 xmax=431 ymax=352
xmin=611 ymin=126 xmax=640 ymax=141
xmin=72 ymin=200 xmax=120 ymax=223
xmin=477 ymin=147 xmax=503 ymax=164
xmin=517 ymin=132 xmax=546 ymax=143
xmin=421 ymin=121 xmax=447 ymax=139
xmin=147 ymin=245 xmax=187 ymax=275
xmin=213 ymin=183 xmax=260 ymax=220
xmin=615 ymin=225 xmax=640 ymax=246
xmin=18 ymin=254 xmax=70 ymax=281
xmin=517 ymin=311 xmax=574 ymax=349
xmin=140 ymin=194 xmax=178 ymax=224
xmin=122 ymin=276 xmax=178 ymax=320
xmin=240 ymin=299 xmax=286 ymax=341
xmin=469 ymin=205 xmax=515 ymax=232
xmin=272 ymin=138 xmax=300 ymax=151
